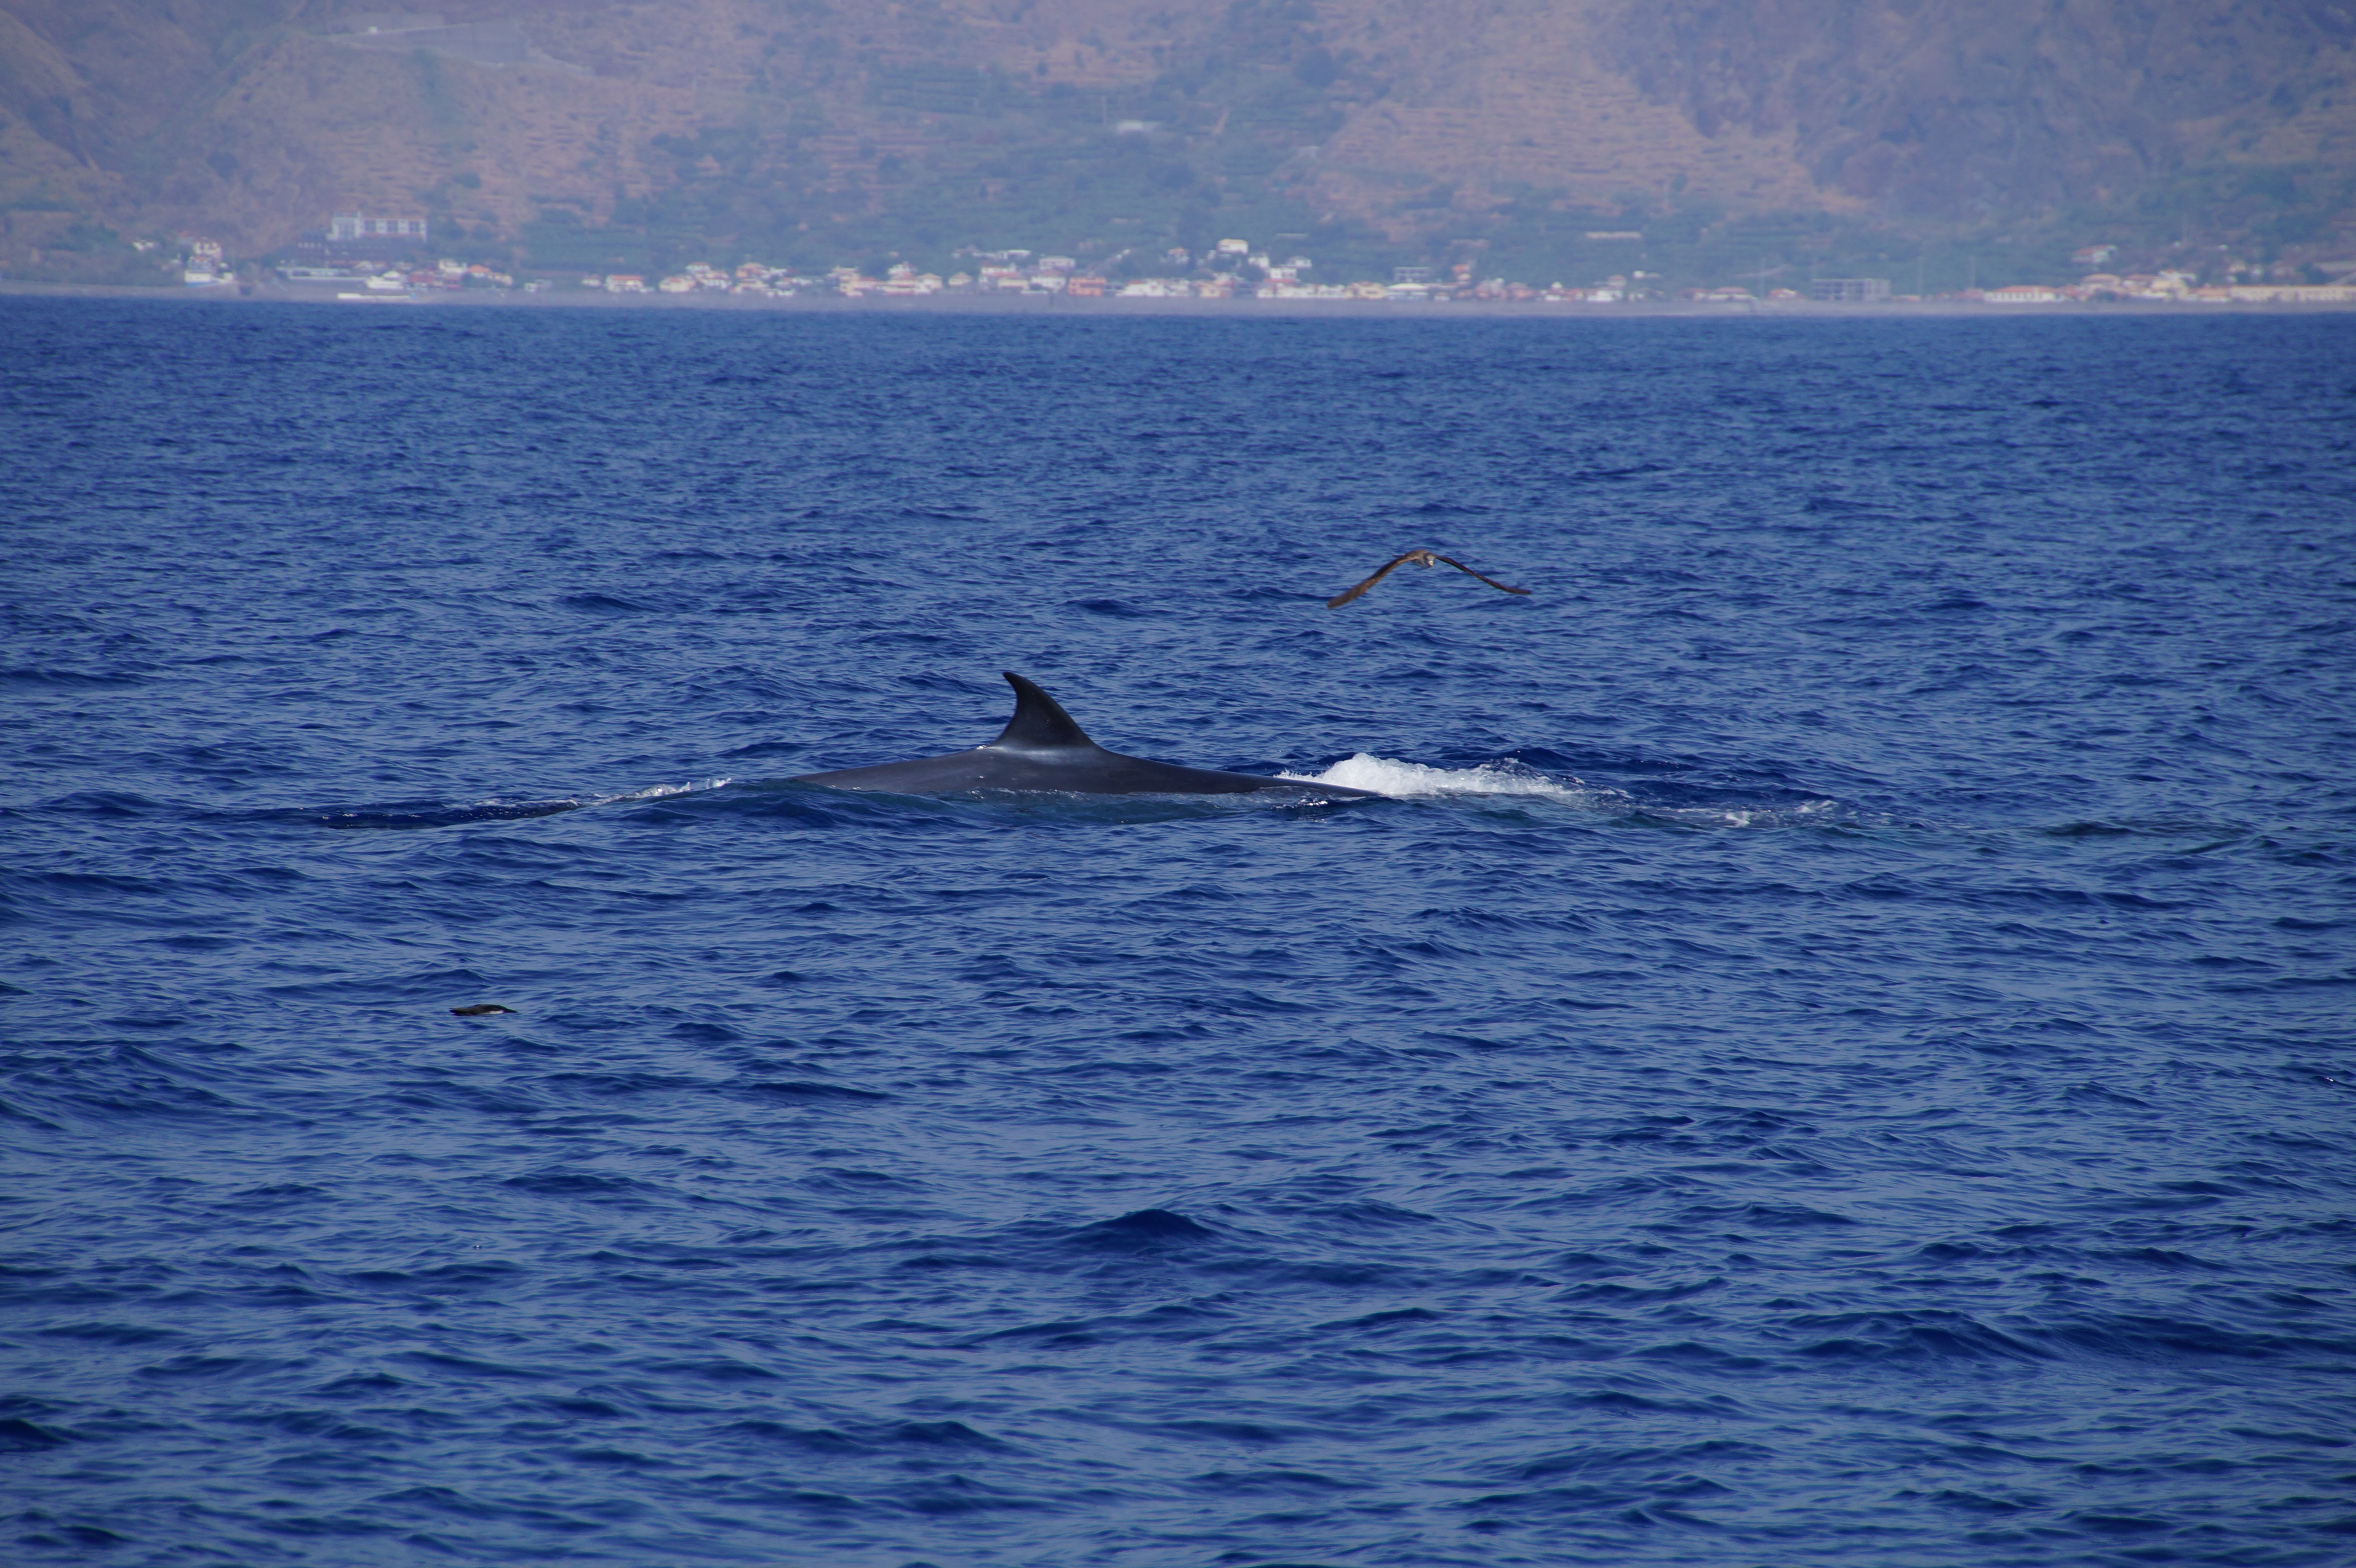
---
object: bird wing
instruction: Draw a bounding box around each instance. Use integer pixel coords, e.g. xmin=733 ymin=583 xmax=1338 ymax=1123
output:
xmin=1325 ymin=550 xmax=1427 ymax=608
xmin=1431 ymin=555 xmax=1532 ymax=597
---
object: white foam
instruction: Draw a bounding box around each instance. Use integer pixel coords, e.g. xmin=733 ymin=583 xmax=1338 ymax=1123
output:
xmin=593 ymin=776 xmax=734 ymax=806
xmin=1276 ymin=756 xmax=1849 ymax=828
xmin=1278 ymin=753 xmax=1589 ymax=800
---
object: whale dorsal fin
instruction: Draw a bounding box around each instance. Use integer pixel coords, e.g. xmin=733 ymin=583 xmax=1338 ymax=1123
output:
xmin=988 ymin=672 xmax=1099 ymax=750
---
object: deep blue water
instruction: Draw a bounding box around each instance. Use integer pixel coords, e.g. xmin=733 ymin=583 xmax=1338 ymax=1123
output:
xmin=4 ymin=298 xmax=2354 ymax=1568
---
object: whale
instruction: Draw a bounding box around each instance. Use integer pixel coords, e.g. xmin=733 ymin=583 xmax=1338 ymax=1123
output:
xmin=792 ymin=672 xmax=1380 ymax=798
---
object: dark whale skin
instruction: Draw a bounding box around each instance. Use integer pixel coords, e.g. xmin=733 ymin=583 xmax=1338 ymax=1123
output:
xmin=792 ymin=673 xmax=1379 ymax=799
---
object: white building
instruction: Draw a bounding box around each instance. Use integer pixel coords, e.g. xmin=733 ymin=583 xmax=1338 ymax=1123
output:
xmin=329 ymin=214 xmax=429 ymax=243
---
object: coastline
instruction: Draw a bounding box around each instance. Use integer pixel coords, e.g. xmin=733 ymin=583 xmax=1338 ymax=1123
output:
xmin=6 ymin=278 xmax=2356 ymax=317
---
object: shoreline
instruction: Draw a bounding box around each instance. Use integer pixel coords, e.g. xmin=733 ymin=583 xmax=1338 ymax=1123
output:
xmin=6 ymin=278 xmax=2356 ymax=318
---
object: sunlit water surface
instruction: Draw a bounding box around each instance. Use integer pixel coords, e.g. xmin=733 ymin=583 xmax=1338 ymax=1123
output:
xmin=4 ymin=299 xmax=2353 ymax=1567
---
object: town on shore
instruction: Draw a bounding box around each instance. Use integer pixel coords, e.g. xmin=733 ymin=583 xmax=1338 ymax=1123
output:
xmin=147 ymin=219 xmax=2356 ymax=310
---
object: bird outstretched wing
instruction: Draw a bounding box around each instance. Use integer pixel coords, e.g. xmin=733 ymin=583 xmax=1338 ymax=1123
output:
xmin=1430 ymin=554 xmax=1532 ymax=599
xmin=1326 ymin=549 xmax=1530 ymax=608
xmin=1325 ymin=550 xmax=1429 ymax=608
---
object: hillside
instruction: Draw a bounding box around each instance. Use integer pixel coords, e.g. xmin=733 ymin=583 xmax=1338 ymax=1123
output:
xmin=3 ymin=0 xmax=2352 ymax=286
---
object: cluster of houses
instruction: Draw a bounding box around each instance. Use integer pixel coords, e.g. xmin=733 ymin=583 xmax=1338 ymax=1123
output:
xmin=179 ymin=239 xmax=229 ymax=286
xmin=274 ymin=258 xmax=524 ymax=293
xmin=583 ymin=243 xmax=1358 ymax=299
xmin=570 ymin=249 xmax=1695 ymax=303
xmin=187 ymin=218 xmax=2356 ymax=308
xmin=1979 ymin=269 xmax=2356 ymax=305
xmin=1980 ymin=245 xmax=2356 ymax=304
xmin=572 ymin=258 xmax=2356 ymax=307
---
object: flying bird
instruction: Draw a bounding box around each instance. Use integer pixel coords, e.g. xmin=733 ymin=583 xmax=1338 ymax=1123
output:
xmin=1326 ymin=549 xmax=1531 ymax=609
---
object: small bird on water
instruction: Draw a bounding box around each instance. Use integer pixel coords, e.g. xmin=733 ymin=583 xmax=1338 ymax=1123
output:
xmin=450 ymin=1003 xmax=516 ymax=1017
xmin=1327 ymin=549 xmax=1531 ymax=609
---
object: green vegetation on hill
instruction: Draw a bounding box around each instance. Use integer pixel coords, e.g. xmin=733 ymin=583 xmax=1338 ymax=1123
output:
xmin=0 ymin=212 xmax=182 ymax=285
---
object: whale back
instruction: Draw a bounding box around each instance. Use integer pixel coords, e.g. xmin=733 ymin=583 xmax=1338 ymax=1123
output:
xmin=788 ymin=671 xmax=1378 ymax=797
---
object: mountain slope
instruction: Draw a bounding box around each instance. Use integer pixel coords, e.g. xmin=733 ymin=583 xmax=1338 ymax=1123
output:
xmin=1 ymin=0 xmax=2349 ymax=279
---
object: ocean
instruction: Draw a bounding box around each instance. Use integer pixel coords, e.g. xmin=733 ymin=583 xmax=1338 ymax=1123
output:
xmin=3 ymin=297 xmax=2353 ymax=1567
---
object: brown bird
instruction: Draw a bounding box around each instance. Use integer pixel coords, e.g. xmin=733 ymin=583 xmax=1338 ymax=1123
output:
xmin=1326 ymin=549 xmax=1532 ymax=609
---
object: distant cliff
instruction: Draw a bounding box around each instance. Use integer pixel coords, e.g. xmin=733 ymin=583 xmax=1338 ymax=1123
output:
xmin=3 ymin=0 xmax=2350 ymax=281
